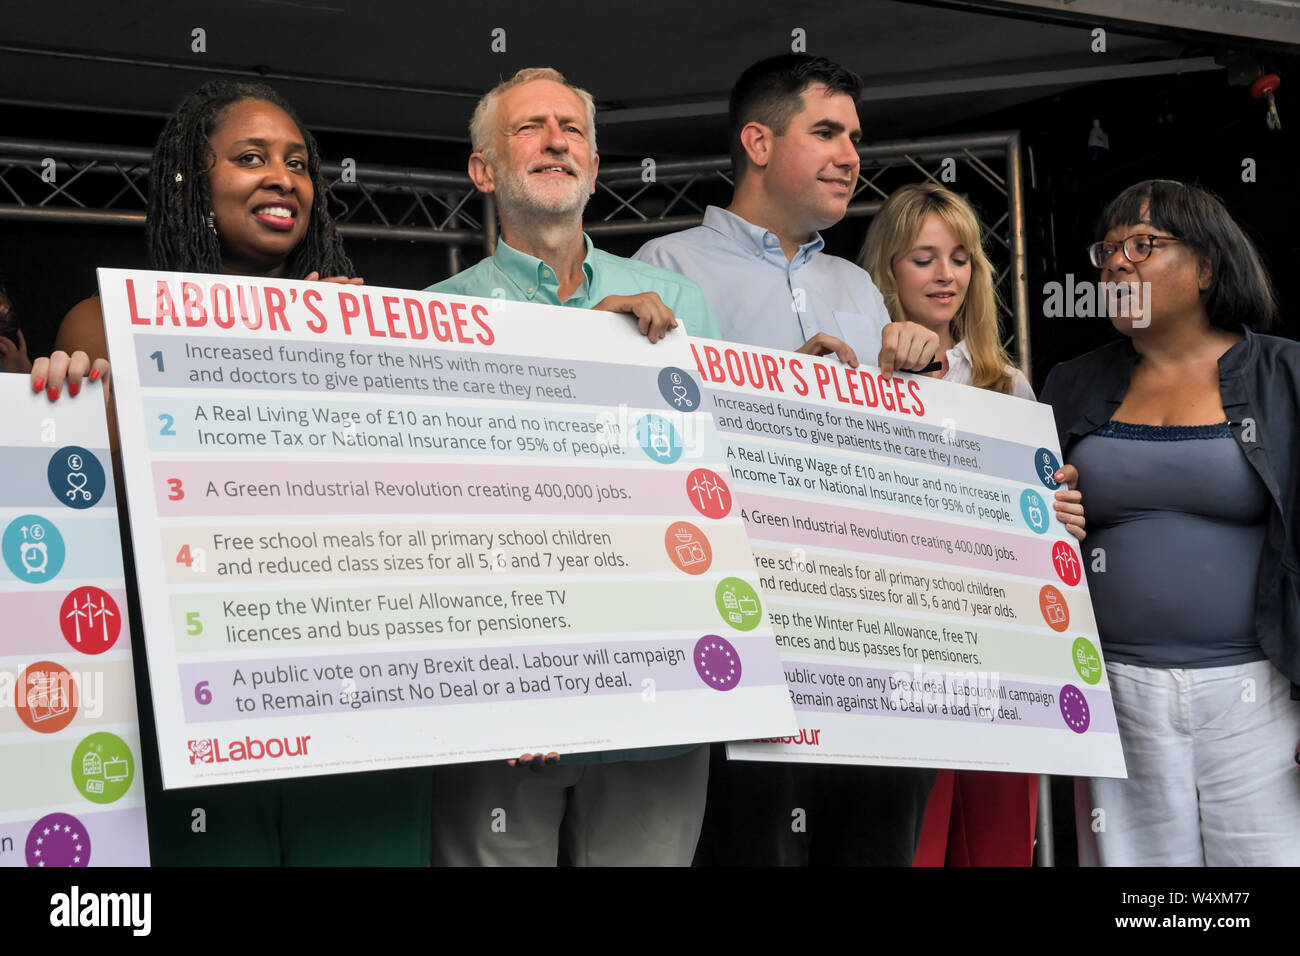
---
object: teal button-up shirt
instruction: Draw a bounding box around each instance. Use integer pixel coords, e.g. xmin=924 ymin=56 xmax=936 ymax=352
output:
xmin=427 ymin=234 xmax=717 ymax=764
xmin=428 ymin=233 xmax=720 ymax=340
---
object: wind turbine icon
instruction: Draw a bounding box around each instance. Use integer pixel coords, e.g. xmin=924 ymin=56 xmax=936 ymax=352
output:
xmin=64 ymin=590 xmax=117 ymax=644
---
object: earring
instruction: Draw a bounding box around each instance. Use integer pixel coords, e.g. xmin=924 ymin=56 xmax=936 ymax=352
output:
xmin=206 ymin=210 xmax=215 ymax=231
xmin=174 ymin=172 xmax=184 ymax=183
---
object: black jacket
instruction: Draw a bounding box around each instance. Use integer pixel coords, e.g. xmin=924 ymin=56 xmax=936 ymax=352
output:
xmin=1039 ymin=328 xmax=1300 ymax=698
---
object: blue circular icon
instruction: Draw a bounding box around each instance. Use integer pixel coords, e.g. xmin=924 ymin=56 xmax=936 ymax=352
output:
xmin=636 ymin=414 xmax=683 ymax=464
xmin=1034 ymin=447 xmax=1061 ymax=489
xmin=657 ymin=367 xmax=701 ymax=413
xmin=1019 ymin=489 xmax=1049 ymax=535
xmin=48 ymin=446 xmax=106 ymax=510
xmin=3 ymin=515 xmax=67 ymax=583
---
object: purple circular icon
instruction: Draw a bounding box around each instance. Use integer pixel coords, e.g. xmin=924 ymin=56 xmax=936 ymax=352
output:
xmin=695 ymin=635 xmax=742 ymax=691
xmin=1059 ymin=684 xmax=1090 ymax=734
xmin=26 ymin=812 xmax=91 ymax=867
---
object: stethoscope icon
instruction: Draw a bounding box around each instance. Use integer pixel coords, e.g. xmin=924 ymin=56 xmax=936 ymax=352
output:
xmin=65 ymin=453 xmax=92 ymax=502
xmin=669 ymin=372 xmax=693 ymax=409
xmin=66 ymin=473 xmax=91 ymax=501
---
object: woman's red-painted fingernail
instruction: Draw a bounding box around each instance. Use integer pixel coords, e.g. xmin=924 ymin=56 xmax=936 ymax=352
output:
xmin=69 ymin=382 xmax=80 ymax=397
xmin=32 ymin=378 xmax=44 ymax=392
xmin=89 ymin=368 xmax=100 ymax=382
xmin=47 ymin=387 xmax=59 ymax=401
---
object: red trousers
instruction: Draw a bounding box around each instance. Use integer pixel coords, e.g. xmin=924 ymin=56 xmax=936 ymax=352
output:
xmin=913 ymin=770 xmax=1038 ymax=866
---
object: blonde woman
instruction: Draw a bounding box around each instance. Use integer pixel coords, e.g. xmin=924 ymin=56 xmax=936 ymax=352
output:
xmin=861 ymin=182 xmax=1082 ymax=865
xmin=861 ymin=182 xmax=1032 ymax=397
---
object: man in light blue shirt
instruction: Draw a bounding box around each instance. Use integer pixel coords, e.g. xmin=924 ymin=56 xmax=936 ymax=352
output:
xmin=635 ymin=77 xmax=936 ymax=376
xmin=425 ymin=67 xmax=716 ymax=867
xmin=636 ymin=55 xmax=939 ymax=867
xmin=637 ymin=204 xmax=888 ymax=361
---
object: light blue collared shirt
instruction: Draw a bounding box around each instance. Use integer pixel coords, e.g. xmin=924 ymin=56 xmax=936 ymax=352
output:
xmin=427 ymin=233 xmax=714 ymax=765
xmin=634 ymin=205 xmax=891 ymax=360
xmin=428 ymin=232 xmax=720 ymax=340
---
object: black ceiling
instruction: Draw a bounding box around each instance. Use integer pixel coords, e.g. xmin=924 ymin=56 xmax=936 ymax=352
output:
xmin=0 ymin=0 xmax=1228 ymax=158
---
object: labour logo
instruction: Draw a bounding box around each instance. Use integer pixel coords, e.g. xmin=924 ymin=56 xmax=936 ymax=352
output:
xmin=188 ymin=739 xmax=214 ymax=764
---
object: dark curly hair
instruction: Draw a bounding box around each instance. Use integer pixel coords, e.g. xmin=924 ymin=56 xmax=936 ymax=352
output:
xmin=1099 ymin=180 xmax=1277 ymax=332
xmin=146 ymin=80 xmax=353 ymax=278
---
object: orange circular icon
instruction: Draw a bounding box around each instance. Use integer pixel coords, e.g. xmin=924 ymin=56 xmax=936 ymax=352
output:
xmin=1039 ymin=585 xmax=1070 ymax=632
xmin=15 ymin=660 xmax=78 ymax=734
xmin=665 ymin=522 xmax=713 ymax=575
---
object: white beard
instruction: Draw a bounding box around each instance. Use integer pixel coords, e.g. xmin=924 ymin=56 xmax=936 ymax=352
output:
xmin=492 ymin=161 xmax=593 ymax=220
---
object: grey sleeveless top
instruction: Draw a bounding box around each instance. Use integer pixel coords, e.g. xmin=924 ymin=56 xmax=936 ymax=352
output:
xmin=1070 ymin=421 xmax=1269 ymax=669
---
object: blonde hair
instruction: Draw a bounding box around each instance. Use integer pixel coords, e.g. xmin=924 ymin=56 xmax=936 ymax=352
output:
xmin=469 ymin=67 xmax=597 ymax=156
xmin=860 ymin=183 xmax=1015 ymax=395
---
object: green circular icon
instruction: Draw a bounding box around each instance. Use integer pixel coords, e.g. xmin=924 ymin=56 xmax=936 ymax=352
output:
xmin=1071 ymin=637 xmax=1103 ymax=685
xmin=715 ymin=577 xmax=762 ymax=632
xmin=71 ymin=732 xmax=134 ymax=804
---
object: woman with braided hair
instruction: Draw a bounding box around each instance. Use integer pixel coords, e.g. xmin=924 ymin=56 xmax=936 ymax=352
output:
xmin=32 ymin=79 xmax=357 ymax=398
xmin=29 ymin=80 xmax=431 ymax=866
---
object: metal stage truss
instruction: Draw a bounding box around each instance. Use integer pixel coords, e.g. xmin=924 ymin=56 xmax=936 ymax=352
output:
xmin=0 ymin=131 xmax=1031 ymax=373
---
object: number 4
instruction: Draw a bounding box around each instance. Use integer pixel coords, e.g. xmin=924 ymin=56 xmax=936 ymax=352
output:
xmin=176 ymin=545 xmax=206 ymax=572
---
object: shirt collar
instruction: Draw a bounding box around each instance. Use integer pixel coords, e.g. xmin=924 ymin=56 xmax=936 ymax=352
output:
xmin=492 ymin=232 xmax=596 ymax=302
xmin=1217 ymin=325 xmax=1255 ymax=379
xmin=947 ymin=338 xmax=972 ymax=369
xmin=702 ymin=205 xmax=825 ymax=266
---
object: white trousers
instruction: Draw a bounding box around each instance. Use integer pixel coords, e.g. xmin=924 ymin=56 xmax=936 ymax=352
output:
xmin=1076 ymin=658 xmax=1300 ymax=866
xmin=431 ymin=745 xmax=710 ymax=866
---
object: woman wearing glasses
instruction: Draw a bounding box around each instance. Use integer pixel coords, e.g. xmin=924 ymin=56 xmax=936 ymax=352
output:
xmin=1040 ymin=179 xmax=1300 ymax=865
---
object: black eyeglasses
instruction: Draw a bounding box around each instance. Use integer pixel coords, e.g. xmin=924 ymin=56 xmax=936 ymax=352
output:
xmin=1087 ymin=234 xmax=1186 ymax=269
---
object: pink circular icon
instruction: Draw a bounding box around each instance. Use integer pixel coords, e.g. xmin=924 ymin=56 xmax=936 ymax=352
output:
xmin=686 ymin=468 xmax=732 ymax=519
xmin=26 ymin=812 xmax=91 ymax=867
xmin=59 ymin=587 xmax=121 ymax=654
xmin=1059 ymin=684 xmax=1090 ymax=734
xmin=1050 ymin=541 xmax=1082 ymax=587
xmin=695 ymin=635 xmax=742 ymax=691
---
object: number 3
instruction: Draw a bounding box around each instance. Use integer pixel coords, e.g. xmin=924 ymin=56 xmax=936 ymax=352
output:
xmin=167 ymin=478 xmax=184 ymax=501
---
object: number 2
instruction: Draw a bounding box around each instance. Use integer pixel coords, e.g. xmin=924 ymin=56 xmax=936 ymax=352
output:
xmin=158 ymin=414 xmax=176 ymax=436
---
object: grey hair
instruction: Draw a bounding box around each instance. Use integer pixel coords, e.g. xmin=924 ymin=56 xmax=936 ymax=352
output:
xmin=468 ymin=67 xmax=597 ymax=156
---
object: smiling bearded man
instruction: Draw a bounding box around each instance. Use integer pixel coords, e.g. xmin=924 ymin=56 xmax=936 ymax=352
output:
xmin=424 ymin=67 xmax=721 ymax=868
